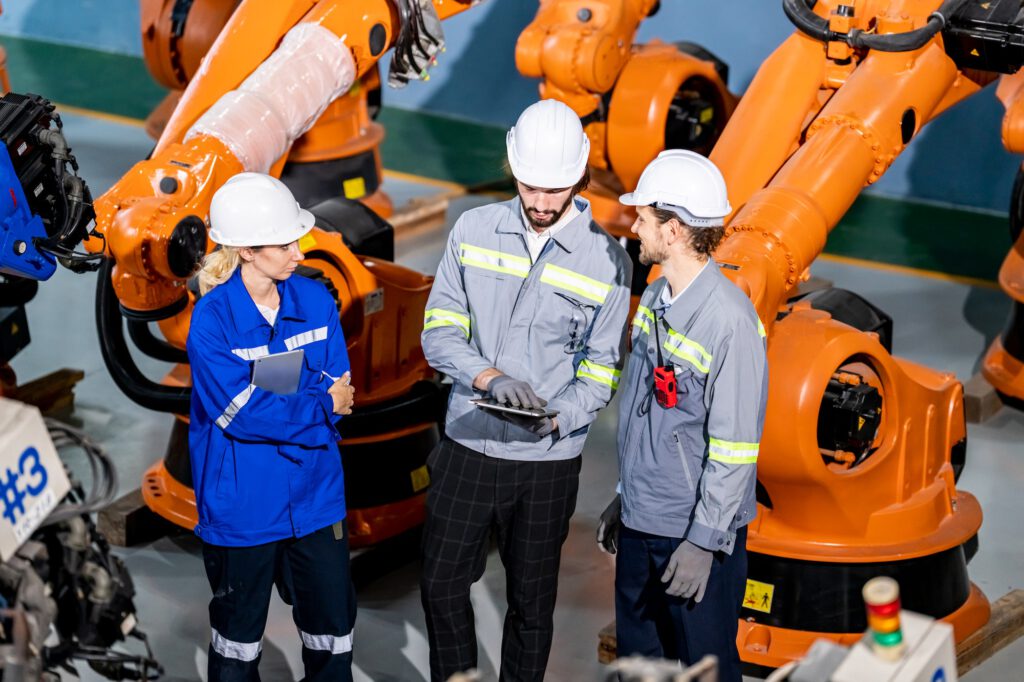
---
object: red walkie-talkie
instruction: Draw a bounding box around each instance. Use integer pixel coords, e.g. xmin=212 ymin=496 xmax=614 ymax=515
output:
xmin=654 ymin=365 xmax=677 ymax=408
xmin=651 ymin=308 xmax=677 ymax=408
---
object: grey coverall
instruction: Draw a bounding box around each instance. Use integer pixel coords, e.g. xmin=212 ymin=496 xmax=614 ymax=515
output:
xmin=614 ymin=262 xmax=768 ymax=681
xmin=420 ymin=195 xmax=631 ymax=682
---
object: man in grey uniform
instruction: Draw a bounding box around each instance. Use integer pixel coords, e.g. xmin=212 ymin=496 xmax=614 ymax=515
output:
xmin=420 ymin=99 xmax=631 ymax=682
xmin=596 ymin=150 xmax=768 ymax=682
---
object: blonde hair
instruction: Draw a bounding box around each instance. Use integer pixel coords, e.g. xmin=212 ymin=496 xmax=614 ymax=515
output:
xmin=197 ymin=247 xmax=242 ymax=295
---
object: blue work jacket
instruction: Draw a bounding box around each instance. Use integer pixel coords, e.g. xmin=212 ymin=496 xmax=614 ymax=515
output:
xmin=186 ymin=268 xmax=350 ymax=546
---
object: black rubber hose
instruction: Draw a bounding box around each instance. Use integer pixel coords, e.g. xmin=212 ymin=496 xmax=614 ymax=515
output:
xmin=783 ymin=0 xmax=969 ymax=53
xmin=783 ymin=0 xmax=830 ymax=42
xmin=126 ymin=319 xmax=190 ymax=364
xmin=95 ymin=259 xmax=191 ymax=413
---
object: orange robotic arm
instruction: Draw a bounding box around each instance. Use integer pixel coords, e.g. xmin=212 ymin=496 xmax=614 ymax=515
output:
xmin=701 ymin=0 xmax=994 ymax=667
xmin=88 ymin=0 xmax=473 ymax=328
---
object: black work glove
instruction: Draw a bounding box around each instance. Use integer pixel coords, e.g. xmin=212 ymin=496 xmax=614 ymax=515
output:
xmin=596 ymin=494 xmax=622 ymax=555
xmin=661 ymin=540 xmax=713 ymax=601
xmin=487 ymin=374 xmax=546 ymax=409
xmin=497 ymin=412 xmax=557 ymax=438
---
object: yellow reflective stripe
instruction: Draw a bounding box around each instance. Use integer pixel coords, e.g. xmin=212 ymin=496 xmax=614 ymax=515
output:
xmin=757 ymin=318 xmax=767 ymax=338
xmin=539 ymin=264 xmax=611 ymax=304
xmin=663 ymin=329 xmax=712 ymax=374
xmin=708 ymin=437 xmax=759 ymax=464
xmin=424 ymin=308 xmax=470 ymax=337
xmin=459 ymin=243 xmax=530 ymax=278
xmin=632 ymin=305 xmax=654 ymax=335
xmin=576 ymin=359 xmax=621 ymax=389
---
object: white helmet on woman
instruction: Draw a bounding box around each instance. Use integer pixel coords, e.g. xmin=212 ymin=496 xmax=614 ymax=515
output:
xmin=619 ymin=150 xmax=731 ymax=227
xmin=506 ymin=99 xmax=590 ymax=189
xmin=208 ymin=172 xmax=315 ymax=246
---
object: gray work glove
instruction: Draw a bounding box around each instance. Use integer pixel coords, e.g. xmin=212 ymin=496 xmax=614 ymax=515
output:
xmin=497 ymin=412 xmax=557 ymax=438
xmin=661 ymin=540 xmax=713 ymax=601
xmin=487 ymin=374 xmax=546 ymax=409
xmin=596 ymin=495 xmax=622 ymax=555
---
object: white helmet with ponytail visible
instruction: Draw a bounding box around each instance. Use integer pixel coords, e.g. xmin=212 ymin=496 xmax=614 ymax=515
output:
xmin=209 ymin=172 xmax=314 ymax=246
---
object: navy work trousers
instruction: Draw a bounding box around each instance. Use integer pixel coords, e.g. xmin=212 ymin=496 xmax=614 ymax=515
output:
xmin=202 ymin=523 xmax=356 ymax=682
xmin=615 ymin=525 xmax=748 ymax=682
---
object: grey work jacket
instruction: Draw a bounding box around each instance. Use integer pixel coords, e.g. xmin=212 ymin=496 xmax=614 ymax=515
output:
xmin=616 ymin=263 xmax=768 ymax=553
xmin=422 ymin=196 xmax=632 ymax=461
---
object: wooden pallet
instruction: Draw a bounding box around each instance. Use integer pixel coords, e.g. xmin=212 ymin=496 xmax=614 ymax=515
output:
xmin=597 ymin=589 xmax=1024 ymax=675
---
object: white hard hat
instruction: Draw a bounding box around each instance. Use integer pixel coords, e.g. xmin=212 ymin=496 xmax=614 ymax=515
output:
xmin=208 ymin=172 xmax=315 ymax=247
xmin=506 ymin=99 xmax=590 ymax=189
xmin=619 ymin=150 xmax=731 ymax=228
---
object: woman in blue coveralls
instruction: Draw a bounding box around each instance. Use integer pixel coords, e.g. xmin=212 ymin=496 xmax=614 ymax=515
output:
xmin=187 ymin=172 xmax=357 ymax=682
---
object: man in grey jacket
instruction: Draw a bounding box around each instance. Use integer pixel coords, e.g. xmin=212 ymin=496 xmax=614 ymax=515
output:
xmin=420 ymin=99 xmax=631 ymax=682
xmin=597 ymin=150 xmax=768 ymax=682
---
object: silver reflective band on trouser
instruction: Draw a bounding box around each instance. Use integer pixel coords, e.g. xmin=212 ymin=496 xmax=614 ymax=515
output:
xmin=539 ymin=263 xmax=611 ymax=304
xmin=708 ymin=437 xmax=759 ymax=464
xmin=459 ymin=242 xmax=531 ymax=278
xmin=231 ymin=345 xmax=270 ymax=361
xmin=284 ymin=326 xmax=328 ymax=351
xmin=211 ymin=628 xmax=261 ymax=661
xmin=215 ymin=384 xmax=256 ymax=429
xmin=663 ymin=329 xmax=712 ymax=374
xmin=299 ymin=629 xmax=353 ymax=654
xmin=423 ymin=308 xmax=470 ymax=338
xmin=576 ymin=359 xmax=621 ymax=389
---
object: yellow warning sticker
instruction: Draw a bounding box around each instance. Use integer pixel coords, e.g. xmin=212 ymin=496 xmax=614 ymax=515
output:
xmin=343 ymin=176 xmax=367 ymax=199
xmin=298 ymin=233 xmax=317 ymax=253
xmin=971 ymin=48 xmax=980 ymax=57
xmin=410 ymin=465 xmax=430 ymax=493
xmin=744 ymin=579 xmax=775 ymax=614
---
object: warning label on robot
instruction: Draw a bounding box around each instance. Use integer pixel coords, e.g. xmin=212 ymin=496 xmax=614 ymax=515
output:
xmin=743 ymin=579 xmax=775 ymax=614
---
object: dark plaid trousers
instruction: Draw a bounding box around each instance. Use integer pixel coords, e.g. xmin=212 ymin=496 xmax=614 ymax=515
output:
xmin=420 ymin=437 xmax=582 ymax=682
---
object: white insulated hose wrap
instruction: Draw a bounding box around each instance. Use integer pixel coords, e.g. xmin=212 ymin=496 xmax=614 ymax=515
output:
xmin=185 ymin=23 xmax=357 ymax=173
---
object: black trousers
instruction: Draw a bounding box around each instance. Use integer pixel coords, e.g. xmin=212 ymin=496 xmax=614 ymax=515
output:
xmin=615 ymin=525 xmax=748 ymax=682
xmin=420 ymin=437 xmax=581 ymax=682
xmin=202 ymin=524 xmax=356 ymax=682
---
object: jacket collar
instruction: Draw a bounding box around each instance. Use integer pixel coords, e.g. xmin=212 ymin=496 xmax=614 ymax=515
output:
xmin=654 ymin=259 xmax=722 ymax=332
xmin=225 ymin=266 xmax=308 ymax=333
xmin=496 ymin=196 xmax=594 ymax=254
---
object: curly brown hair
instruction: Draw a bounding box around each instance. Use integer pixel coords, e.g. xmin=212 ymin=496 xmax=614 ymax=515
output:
xmin=651 ymin=206 xmax=724 ymax=259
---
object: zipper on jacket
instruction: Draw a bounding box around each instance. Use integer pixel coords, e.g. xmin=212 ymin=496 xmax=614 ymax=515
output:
xmin=673 ymin=430 xmax=695 ymax=490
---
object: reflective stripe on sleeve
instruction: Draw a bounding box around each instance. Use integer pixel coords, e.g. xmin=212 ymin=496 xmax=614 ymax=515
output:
xmin=459 ymin=243 xmax=531 ymax=278
xmin=284 ymin=326 xmax=328 ymax=351
xmin=708 ymin=437 xmax=759 ymax=464
xmin=215 ymin=384 xmax=256 ymax=430
xmin=423 ymin=308 xmax=471 ymax=338
xmin=231 ymin=345 xmax=270 ymax=361
xmin=539 ymin=263 xmax=611 ymax=304
xmin=576 ymin=359 xmax=621 ymax=389
xmin=298 ymin=629 xmax=353 ymax=654
xmin=211 ymin=628 xmax=262 ymax=662
xmin=663 ymin=329 xmax=712 ymax=374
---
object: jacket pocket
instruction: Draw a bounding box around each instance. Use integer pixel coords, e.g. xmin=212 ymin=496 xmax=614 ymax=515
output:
xmin=673 ymin=429 xmax=695 ymax=490
xmin=550 ymin=291 xmax=595 ymax=354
